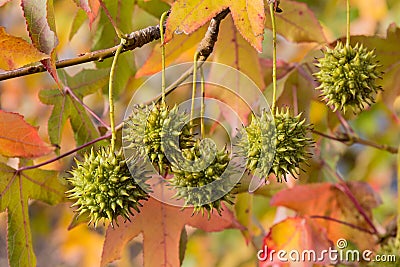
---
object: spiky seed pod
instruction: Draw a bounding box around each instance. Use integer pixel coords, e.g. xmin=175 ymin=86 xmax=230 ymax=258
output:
xmin=67 ymin=147 xmax=149 ymax=227
xmin=123 ymin=103 xmax=194 ymax=173
xmin=236 ymin=108 xmax=313 ymax=182
xmin=235 ymin=111 xmax=275 ymax=178
xmin=169 ymin=140 xmax=237 ymax=218
xmin=271 ymin=108 xmax=313 ymax=182
xmin=314 ymin=42 xmax=383 ymax=114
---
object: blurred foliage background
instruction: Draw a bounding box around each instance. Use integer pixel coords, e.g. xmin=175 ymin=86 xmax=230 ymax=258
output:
xmin=0 ymin=0 xmax=399 ymax=266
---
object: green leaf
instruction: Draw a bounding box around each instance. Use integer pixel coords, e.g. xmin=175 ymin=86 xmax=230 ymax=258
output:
xmin=69 ymin=9 xmax=88 ymax=41
xmin=265 ymin=0 xmax=327 ymax=43
xmin=72 ymin=0 xmax=100 ymax=27
xmin=39 ymin=69 xmax=108 ymax=153
xmin=137 ymin=0 xmax=170 ymax=18
xmin=0 ymin=163 xmax=66 ymax=267
xmin=21 ymin=0 xmax=59 ymax=83
xmin=234 ymin=193 xmax=253 ymax=242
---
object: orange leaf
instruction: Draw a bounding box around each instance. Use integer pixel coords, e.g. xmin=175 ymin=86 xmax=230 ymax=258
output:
xmin=259 ymin=216 xmax=332 ymax=267
xmin=101 ymin=197 xmax=244 ymax=267
xmin=0 ymin=27 xmax=48 ymax=70
xmin=0 ymin=110 xmax=53 ymax=158
xmin=270 ymin=182 xmax=381 ymax=250
xmin=165 ymin=0 xmax=265 ymax=51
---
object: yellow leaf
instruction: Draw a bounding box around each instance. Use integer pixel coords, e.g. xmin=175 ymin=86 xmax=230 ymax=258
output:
xmin=0 ymin=27 xmax=48 ymax=70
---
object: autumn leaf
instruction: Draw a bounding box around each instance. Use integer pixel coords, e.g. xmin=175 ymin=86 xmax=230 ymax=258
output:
xmin=72 ymin=0 xmax=100 ymax=27
xmin=165 ymin=0 xmax=265 ymax=51
xmin=39 ymin=70 xmax=108 ymax=152
xmin=265 ymin=0 xmax=327 ymax=44
xmin=0 ymin=163 xmax=66 ymax=267
xmin=0 ymin=110 xmax=53 ymax=158
xmin=0 ymin=27 xmax=48 ymax=70
xmin=270 ymin=181 xmax=382 ymax=251
xmin=259 ymin=216 xmax=332 ymax=267
xmin=21 ymin=0 xmax=59 ymax=84
xmin=101 ymin=197 xmax=244 ymax=267
xmin=135 ymin=25 xmax=207 ymax=78
xmin=207 ymin=15 xmax=265 ymax=127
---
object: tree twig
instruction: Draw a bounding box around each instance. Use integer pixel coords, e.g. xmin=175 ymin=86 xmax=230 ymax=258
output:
xmin=0 ymin=24 xmax=163 ymax=81
xmin=147 ymin=8 xmax=230 ymax=104
xmin=312 ymin=129 xmax=398 ymax=154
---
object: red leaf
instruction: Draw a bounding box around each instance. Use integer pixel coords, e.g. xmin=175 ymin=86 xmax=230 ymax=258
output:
xmin=165 ymin=0 xmax=265 ymax=52
xmin=72 ymin=0 xmax=101 ymax=27
xmin=21 ymin=0 xmax=59 ymax=84
xmin=101 ymin=197 xmax=244 ymax=267
xmin=0 ymin=110 xmax=53 ymax=158
xmin=259 ymin=216 xmax=332 ymax=267
xmin=270 ymin=182 xmax=382 ymax=250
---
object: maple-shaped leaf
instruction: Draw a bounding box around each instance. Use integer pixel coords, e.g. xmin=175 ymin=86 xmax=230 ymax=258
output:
xmin=39 ymin=70 xmax=108 ymax=152
xmin=135 ymin=25 xmax=207 ymax=78
xmin=72 ymin=0 xmax=100 ymax=27
xmin=165 ymin=0 xmax=265 ymax=51
xmin=259 ymin=216 xmax=332 ymax=267
xmin=270 ymin=181 xmax=382 ymax=251
xmin=0 ymin=27 xmax=48 ymax=70
xmin=101 ymin=197 xmax=244 ymax=267
xmin=0 ymin=163 xmax=66 ymax=267
xmin=265 ymin=0 xmax=326 ymax=44
xmin=0 ymin=110 xmax=53 ymax=158
xmin=21 ymin=0 xmax=59 ymax=84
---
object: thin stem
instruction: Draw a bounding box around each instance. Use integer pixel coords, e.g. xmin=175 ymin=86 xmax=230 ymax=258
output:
xmin=335 ymin=183 xmax=378 ymax=234
xmin=269 ymin=2 xmax=278 ymax=114
xmin=98 ymin=0 xmax=124 ymax=38
xmin=312 ymin=129 xmax=398 ymax=154
xmin=310 ymin=215 xmax=376 ymax=235
xmin=321 ymin=162 xmax=378 ymax=234
xmin=65 ymin=87 xmax=109 ymax=129
xmin=190 ymin=52 xmax=200 ymax=133
xmin=109 ymin=43 xmax=124 ymax=151
xmin=160 ymin=11 xmax=168 ymax=105
xmin=346 ymin=0 xmax=350 ymax=47
xmin=0 ymin=24 xmax=162 ymax=81
xmin=336 ymin=111 xmax=355 ymax=135
xmin=200 ymin=66 xmax=205 ymax=139
xmin=17 ymin=133 xmax=112 ymax=172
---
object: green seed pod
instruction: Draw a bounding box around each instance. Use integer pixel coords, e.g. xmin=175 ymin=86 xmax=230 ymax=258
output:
xmin=235 ymin=111 xmax=275 ymax=178
xmin=236 ymin=108 xmax=313 ymax=182
xmin=67 ymin=147 xmax=150 ymax=227
xmin=123 ymin=103 xmax=194 ymax=173
xmin=169 ymin=140 xmax=237 ymax=218
xmin=314 ymin=42 xmax=383 ymax=114
xmin=271 ymin=108 xmax=313 ymax=182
